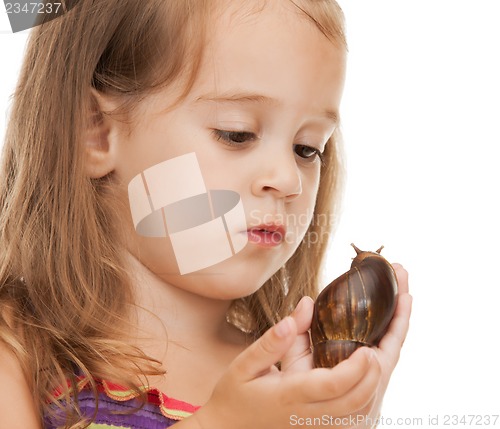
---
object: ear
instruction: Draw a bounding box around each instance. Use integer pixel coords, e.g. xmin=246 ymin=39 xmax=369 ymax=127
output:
xmin=84 ymin=89 xmax=121 ymax=179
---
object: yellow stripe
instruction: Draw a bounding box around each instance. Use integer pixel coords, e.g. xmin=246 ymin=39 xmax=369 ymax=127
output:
xmin=164 ymin=408 xmax=193 ymax=419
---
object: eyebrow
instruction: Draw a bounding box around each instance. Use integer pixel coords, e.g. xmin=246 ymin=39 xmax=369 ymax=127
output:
xmin=195 ymin=91 xmax=339 ymax=124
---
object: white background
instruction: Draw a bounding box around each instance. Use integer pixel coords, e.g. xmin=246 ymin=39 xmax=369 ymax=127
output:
xmin=1 ymin=1 xmax=499 ymax=428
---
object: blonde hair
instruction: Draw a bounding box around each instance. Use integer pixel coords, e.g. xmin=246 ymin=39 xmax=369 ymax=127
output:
xmin=0 ymin=0 xmax=346 ymax=425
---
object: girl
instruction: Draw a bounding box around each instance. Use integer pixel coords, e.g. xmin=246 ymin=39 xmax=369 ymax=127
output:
xmin=0 ymin=0 xmax=412 ymax=428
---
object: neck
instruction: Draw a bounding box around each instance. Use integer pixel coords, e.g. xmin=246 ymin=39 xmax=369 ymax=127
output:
xmin=124 ymin=253 xmax=237 ymax=348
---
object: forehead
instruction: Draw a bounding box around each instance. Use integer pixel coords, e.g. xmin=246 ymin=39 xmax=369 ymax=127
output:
xmin=206 ymin=0 xmax=346 ymax=58
xmin=185 ymin=0 xmax=346 ymax=109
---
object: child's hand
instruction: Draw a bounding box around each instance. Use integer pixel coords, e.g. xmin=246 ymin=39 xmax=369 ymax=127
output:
xmin=188 ymin=264 xmax=411 ymax=429
xmin=192 ymin=319 xmax=378 ymax=429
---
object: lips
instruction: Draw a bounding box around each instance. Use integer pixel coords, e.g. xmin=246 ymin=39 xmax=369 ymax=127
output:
xmin=247 ymin=224 xmax=286 ymax=247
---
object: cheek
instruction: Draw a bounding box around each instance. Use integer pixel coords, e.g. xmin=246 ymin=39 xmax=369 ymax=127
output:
xmin=131 ymin=237 xmax=180 ymax=276
xmin=286 ymin=172 xmax=321 ymax=244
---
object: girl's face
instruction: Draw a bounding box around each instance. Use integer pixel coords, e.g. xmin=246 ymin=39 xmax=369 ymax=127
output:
xmin=110 ymin=1 xmax=346 ymax=299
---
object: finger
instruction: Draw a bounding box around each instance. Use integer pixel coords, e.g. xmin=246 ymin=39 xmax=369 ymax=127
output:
xmin=392 ymin=263 xmax=409 ymax=294
xmin=385 ymin=293 xmax=412 ymax=344
xmin=290 ymin=296 xmax=314 ymax=334
xmin=378 ymin=293 xmax=413 ymax=368
xmin=288 ymin=347 xmax=374 ymax=403
xmin=280 ymin=332 xmax=313 ymax=372
xmin=280 ymin=297 xmax=315 ymax=372
xmin=304 ymin=349 xmax=381 ymax=415
xmin=230 ymin=316 xmax=297 ymax=382
xmin=335 ymin=351 xmax=381 ymax=414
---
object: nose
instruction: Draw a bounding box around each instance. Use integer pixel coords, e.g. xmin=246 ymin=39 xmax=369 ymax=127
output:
xmin=251 ymin=148 xmax=302 ymax=201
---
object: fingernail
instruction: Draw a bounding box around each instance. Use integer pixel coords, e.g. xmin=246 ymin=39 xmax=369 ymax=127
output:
xmin=274 ymin=317 xmax=291 ymax=338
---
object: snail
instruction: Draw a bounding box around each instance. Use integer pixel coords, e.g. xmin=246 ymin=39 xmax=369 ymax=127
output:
xmin=311 ymin=244 xmax=398 ymax=368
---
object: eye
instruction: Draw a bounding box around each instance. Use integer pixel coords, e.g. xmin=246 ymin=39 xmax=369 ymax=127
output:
xmin=294 ymin=144 xmax=324 ymax=163
xmin=212 ymin=130 xmax=257 ymax=146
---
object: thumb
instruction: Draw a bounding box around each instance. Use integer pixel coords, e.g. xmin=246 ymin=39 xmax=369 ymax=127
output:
xmin=231 ymin=317 xmax=297 ymax=381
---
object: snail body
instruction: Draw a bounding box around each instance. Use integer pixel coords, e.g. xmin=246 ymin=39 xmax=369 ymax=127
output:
xmin=311 ymin=244 xmax=398 ymax=368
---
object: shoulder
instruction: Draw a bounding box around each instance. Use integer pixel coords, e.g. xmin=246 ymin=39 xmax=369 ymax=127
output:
xmin=0 ymin=338 xmax=41 ymax=428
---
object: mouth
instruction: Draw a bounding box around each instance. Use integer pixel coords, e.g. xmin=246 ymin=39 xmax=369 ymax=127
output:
xmin=246 ymin=224 xmax=286 ymax=247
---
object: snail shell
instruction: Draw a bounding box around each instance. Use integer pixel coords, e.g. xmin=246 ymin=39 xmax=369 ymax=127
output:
xmin=311 ymin=244 xmax=398 ymax=368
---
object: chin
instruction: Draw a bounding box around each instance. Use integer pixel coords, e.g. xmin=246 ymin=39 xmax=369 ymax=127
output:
xmin=133 ymin=241 xmax=288 ymax=300
xmin=179 ymin=254 xmax=281 ymax=300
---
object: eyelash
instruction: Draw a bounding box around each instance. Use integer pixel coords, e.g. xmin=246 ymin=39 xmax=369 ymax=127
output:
xmin=211 ymin=129 xmax=324 ymax=163
xmin=212 ymin=130 xmax=257 ymax=145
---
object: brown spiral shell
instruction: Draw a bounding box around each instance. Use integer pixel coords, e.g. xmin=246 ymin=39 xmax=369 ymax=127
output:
xmin=311 ymin=244 xmax=398 ymax=368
